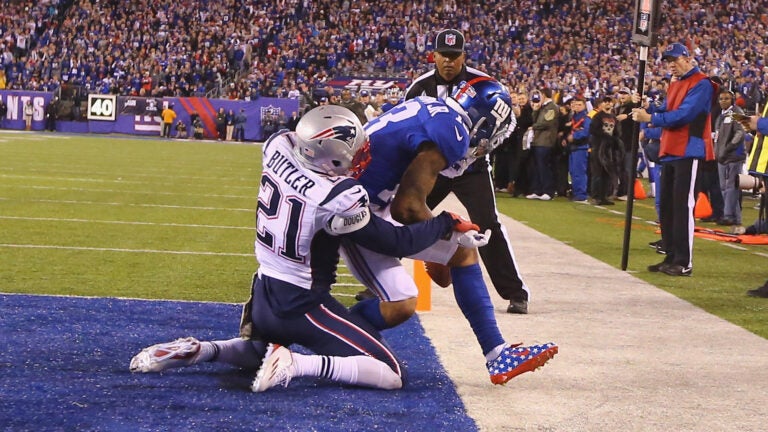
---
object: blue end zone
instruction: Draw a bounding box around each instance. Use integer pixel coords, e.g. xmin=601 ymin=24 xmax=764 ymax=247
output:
xmin=0 ymin=294 xmax=477 ymax=431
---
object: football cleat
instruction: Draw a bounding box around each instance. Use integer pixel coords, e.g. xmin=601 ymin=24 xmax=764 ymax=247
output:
xmin=129 ymin=337 xmax=201 ymax=373
xmin=487 ymin=342 xmax=558 ymax=385
xmin=251 ymin=344 xmax=295 ymax=393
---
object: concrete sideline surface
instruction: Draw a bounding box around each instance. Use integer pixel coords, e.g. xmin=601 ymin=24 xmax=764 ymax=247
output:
xmin=419 ymin=196 xmax=768 ymax=432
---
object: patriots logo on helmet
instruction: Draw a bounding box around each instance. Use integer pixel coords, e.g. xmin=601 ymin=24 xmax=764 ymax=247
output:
xmin=310 ymin=125 xmax=357 ymax=147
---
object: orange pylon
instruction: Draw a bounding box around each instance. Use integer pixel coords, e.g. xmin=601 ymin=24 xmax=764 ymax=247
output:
xmin=633 ymin=178 xmax=647 ymax=200
xmin=694 ymin=192 xmax=712 ymax=219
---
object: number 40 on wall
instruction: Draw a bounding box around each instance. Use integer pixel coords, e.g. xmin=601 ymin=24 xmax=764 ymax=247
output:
xmin=87 ymin=94 xmax=117 ymax=121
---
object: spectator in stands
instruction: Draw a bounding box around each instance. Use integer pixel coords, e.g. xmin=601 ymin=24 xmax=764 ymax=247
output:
xmin=359 ymin=90 xmax=380 ymax=122
xmin=526 ymin=88 xmax=559 ymax=201
xmin=614 ymin=87 xmax=639 ymax=200
xmin=714 ymin=90 xmax=746 ymax=229
xmin=286 ymin=110 xmax=300 ymax=131
xmin=336 ymin=88 xmax=367 ymax=125
xmin=297 ymin=82 xmax=317 ymax=114
xmin=589 ymin=97 xmax=622 ymax=206
xmin=508 ymin=90 xmax=534 ymax=197
xmin=566 ymin=96 xmax=591 ymax=203
xmin=553 ymin=100 xmax=572 ymax=198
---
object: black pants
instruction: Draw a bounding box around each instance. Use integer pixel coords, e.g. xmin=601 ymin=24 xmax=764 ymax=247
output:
xmin=426 ymin=163 xmax=529 ymax=303
xmin=659 ymin=158 xmax=698 ymax=268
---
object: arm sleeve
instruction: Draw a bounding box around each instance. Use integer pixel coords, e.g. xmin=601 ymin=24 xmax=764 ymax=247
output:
xmin=343 ymin=211 xmax=455 ymax=257
xmin=757 ymin=118 xmax=768 ymax=135
xmin=643 ymin=125 xmax=662 ymax=140
xmin=572 ymin=116 xmax=591 ymax=141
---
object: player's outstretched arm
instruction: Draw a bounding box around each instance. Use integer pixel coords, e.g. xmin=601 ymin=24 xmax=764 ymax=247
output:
xmin=390 ymin=142 xmax=447 ymax=225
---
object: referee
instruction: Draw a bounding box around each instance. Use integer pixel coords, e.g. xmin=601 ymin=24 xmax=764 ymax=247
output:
xmin=404 ymin=29 xmax=530 ymax=314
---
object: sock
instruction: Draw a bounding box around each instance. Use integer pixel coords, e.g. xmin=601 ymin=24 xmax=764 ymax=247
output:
xmin=292 ymin=353 xmax=401 ymax=390
xmin=451 ymin=264 xmax=505 ymax=356
xmin=485 ymin=343 xmax=507 ymax=363
xmin=207 ymin=338 xmax=267 ymax=369
xmin=349 ymin=298 xmax=389 ymax=330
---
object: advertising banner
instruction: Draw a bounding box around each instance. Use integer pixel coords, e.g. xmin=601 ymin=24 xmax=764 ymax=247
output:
xmin=0 ymin=91 xmax=299 ymax=141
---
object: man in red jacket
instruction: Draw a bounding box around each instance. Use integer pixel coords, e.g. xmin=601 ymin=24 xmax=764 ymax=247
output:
xmin=632 ymin=42 xmax=716 ymax=277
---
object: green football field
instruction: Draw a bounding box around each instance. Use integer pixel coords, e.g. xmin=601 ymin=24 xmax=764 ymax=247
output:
xmin=0 ymin=132 xmax=361 ymax=304
xmin=1 ymin=131 xmax=765 ymax=338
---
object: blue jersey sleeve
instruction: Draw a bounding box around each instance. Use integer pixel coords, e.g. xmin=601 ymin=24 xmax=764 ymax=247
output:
xmin=757 ymin=117 xmax=768 ymax=135
xmin=424 ymin=110 xmax=471 ymax=166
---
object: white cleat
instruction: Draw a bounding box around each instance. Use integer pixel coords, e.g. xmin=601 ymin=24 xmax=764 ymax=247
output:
xmin=129 ymin=337 xmax=201 ymax=373
xmin=251 ymin=344 xmax=294 ymax=393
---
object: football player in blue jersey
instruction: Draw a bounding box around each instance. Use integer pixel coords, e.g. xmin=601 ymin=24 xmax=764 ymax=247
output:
xmin=345 ymin=77 xmax=558 ymax=385
xmin=129 ymin=106 xmax=485 ymax=392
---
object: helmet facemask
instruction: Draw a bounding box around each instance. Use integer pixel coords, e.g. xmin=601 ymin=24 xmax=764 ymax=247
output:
xmin=450 ymin=77 xmax=515 ymax=159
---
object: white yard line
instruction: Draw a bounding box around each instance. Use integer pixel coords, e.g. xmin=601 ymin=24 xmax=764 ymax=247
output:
xmin=0 ymin=243 xmax=252 ymax=257
xmin=0 ymin=197 xmax=252 ymax=212
xmin=0 ymin=215 xmax=254 ymax=230
xmin=2 ymin=184 xmax=253 ymax=199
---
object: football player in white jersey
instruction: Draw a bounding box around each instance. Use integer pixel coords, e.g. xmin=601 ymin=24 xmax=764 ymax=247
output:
xmin=130 ymin=106 xmax=485 ymax=392
xmin=346 ymin=77 xmax=558 ymax=384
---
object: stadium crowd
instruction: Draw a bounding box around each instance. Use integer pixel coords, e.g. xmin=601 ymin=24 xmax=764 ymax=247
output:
xmin=1 ymin=0 xmax=765 ymax=109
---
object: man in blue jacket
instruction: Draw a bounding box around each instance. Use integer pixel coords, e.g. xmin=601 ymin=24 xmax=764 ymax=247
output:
xmin=631 ymin=42 xmax=716 ymax=277
xmin=565 ymin=96 xmax=591 ymax=202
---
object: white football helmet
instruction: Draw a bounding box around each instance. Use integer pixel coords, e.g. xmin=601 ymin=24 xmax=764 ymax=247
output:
xmin=293 ymin=105 xmax=366 ymax=176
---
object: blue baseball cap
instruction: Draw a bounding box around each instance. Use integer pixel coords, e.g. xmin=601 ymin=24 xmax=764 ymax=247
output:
xmin=662 ymin=43 xmax=690 ymax=60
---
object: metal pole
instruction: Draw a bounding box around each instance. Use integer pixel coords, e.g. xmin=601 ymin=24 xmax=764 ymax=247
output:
xmin=621 ymin=45 xmax=648 ymax=271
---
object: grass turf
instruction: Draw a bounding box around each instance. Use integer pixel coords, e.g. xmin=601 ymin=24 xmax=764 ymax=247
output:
xmin=1 ymin=132 xmax=766 ymax=339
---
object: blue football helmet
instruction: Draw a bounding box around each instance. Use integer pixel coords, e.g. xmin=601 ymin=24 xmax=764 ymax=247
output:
xmin=449 ymin=77 xmax=515 ymax=157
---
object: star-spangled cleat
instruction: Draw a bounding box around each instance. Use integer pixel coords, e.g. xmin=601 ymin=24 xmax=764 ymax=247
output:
xmin=487 ymin=342 xmax=558 ymax=385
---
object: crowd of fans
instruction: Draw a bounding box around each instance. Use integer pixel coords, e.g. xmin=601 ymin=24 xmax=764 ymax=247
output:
xmin=0 ymin=1 xmax=766 ymax=110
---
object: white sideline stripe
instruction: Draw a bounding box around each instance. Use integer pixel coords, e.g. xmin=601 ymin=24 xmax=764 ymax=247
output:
xmin=0 ymin=197 xmax=252 ymax=212
xmin=5 ymin=184 xmax=253 ymax=199
xmin=0 ymin=243 xmax=252 ymax=257
xmin=0 ymin=215 xmax=254 ymax=231
xmin=0 ymin=131 xmax=71 ymax=138
xmin=723 ymin=243 xmax=748 ymax=251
